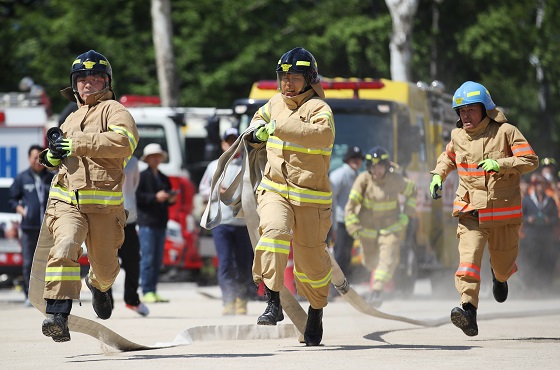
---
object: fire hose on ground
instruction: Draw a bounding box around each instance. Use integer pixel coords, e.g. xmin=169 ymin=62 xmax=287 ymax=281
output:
xmin=25 ymin=125 xmax=452 ymax=351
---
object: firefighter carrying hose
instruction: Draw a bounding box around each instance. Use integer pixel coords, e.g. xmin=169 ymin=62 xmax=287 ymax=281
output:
xmin=249 ymin=47 xmax=334 ymax=346
xmin=429 ymin=81 xmax=538 ymax=336
xmin=38 ymin=50 xmax=139 ymax=342
xmin=344 ymin=146 xmax=416 ymax=307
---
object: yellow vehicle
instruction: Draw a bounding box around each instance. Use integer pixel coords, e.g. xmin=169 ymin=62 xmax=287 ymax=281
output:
xmin=232 ymin=78 xmax=459 ymax=295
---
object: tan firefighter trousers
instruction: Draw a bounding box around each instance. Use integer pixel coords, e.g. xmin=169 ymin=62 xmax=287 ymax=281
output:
xmin=360 ymin=232 xmax=401 ymax=291
xmin=456 ymin=212 xmax=520 ymax=308
xmin=253 ymin=190 xmax=332 ymax=309
xmin=43 ymin=199 xmax=126 ymax=300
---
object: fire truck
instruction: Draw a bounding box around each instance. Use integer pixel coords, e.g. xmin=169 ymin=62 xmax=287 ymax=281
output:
xmin=231 ymin=77 xmax=460 ymax=295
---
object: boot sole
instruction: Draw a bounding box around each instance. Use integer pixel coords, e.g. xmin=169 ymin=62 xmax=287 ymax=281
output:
xmin=42 ymin=321 xmax=70 ymax=342
xmin=257 ymin=318 xmax=277 ymax=325
xmin=450 ymin=309 xmax=478 ymax=337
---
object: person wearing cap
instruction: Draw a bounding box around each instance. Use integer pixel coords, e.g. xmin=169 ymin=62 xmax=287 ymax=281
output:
xmin=199 ymin=127 xmax=255 ymax=315
xmin=249 ymin=47 xmax=334 ymax=346
xmin=37 ymin=50 xmax=138 ymax=342
xmin=429 ymin=81 xmax=538 ymax=336
xmin=328 ymin=146 xmax=364 ymax=286
xmin=136 ymin=143 xmax=177 ymax=303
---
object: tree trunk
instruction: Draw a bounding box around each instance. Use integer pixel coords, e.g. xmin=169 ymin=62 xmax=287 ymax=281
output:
xmin=151 ymin=0 xmax=179 ymax=107
xmin=385 ymin=0 xmax=419 ymax=82
xmin=531 ymin=0 xmax=553 ymax=157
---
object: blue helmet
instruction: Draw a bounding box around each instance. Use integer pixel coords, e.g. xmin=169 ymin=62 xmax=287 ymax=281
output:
xmin=452 ymin=81 xmax=496 ymax=111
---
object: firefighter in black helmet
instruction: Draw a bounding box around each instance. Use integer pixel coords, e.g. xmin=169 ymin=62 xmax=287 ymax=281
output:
xmin=273 ymin=46 xmax=325 ymax=98
xmin=250 ymin=47 xmax=334 ymax=346
xmin=345 ymin=146 xmax=416 ymax=307
xmin=70 ymin=50 xmax=113 ymax=103
xmin=36 ymin=50 xmax=139 ymax=342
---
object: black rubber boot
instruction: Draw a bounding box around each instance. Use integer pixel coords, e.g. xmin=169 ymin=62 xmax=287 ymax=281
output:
xmin=491 ymin=268 xmax=508 ymax=303
xmin=304 ymin=306 xmax=323 ymax=346
xmin=450 ymin=302 xmax=478 ymax=337
xmin=86 ymin=278 xmax=113 ymax=320
xmin=257 ymin=286 xmax=284 ymax=325
xmin=42 ymin=313 xmax=70 ymax=342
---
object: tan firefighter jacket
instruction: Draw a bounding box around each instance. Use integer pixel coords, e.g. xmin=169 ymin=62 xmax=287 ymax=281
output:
xmin=250 ymin=89 xmax=335 ymax=207
xmin=39 ymin=87 xmax=139 ymax=214
xmin=431 ymin=109 xmax=538 ymax=227
xmin=345 ymin=171 xmax=416 ymax=239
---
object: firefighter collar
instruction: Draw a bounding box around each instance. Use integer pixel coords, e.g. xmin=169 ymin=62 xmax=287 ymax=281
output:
xmin=464 ymin=116 xmax=491 ymax=138
xmin=282 ymin=88 xmax=316 ymax=110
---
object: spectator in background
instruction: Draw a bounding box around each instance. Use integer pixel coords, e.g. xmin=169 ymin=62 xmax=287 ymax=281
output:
xmin=199 ymin=127 xmax=255 ymax=315
xmin=540 ymin=158 xmax=558 ymax=184
xmin=109 ymin=155 xmax=149 ymax=316
xmin=520 ymin=173 xmax=559 ymax=294
xmin=8 ymin=145 xmax=54 ymax=306
xmin=329 ymin=146 xmax=364 ymax=284
xmin=136 ymin=143 xmax=176 ymax=304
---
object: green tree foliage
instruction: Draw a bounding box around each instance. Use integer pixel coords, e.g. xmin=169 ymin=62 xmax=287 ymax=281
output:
xmin=1 ymin=0 xmax=559 ymax=157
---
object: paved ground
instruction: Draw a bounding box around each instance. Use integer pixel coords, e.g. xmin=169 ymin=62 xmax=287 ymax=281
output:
xmin=1 ymin=274 xmax=559 ymax=370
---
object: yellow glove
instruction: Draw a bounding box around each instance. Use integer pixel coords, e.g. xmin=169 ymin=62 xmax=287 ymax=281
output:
xmin=399 ymin=213 xmax=409 ymax=227
xmin=46 ymin=150 xmax=61 ymax=166
xmin=430 ymin=174 xmax=442 ymax=199
xmin=477 ymin=159 xmax=499 ymax=173
xmin=254 ymin=120 xmax=276 ymax=142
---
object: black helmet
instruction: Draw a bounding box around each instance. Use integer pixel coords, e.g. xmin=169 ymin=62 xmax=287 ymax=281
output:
xmin=70 ymin=50 xmax=112 ymax=92
xmin=276 ymin=47 xmax=320 ymax=88
xmin=344 ymin=146 xmax=364 ymax=163
xmin=365 ymin=146 xmax=390 ymax=169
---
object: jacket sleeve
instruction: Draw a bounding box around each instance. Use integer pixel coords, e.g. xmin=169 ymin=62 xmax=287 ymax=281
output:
xmin=274 ymin=102 xmax=335 ymax=149
xmin=399 ymin=176 xmax=417 ymax=217
xmin=431 ymin=139 xmax=458 ymax=181
xmin=8 ymin=174 xmax=23 ymax=213
xmin=344 ymin=174 xmax=365 ymax=238
xmin=497 ymin=125 xmax=539 ymax=176
xmin=71 ymin=105 xmax=139 ymax=159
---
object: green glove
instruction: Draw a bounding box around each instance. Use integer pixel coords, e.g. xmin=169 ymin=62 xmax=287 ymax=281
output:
xmin=430 ymin=174 xmax=442 ymax=200
xmin=266 ymin=120 xmax=276 ymax=136
xmin=477 ymin=159 xmax=499 ymax=173
xmin=399 ymin=213 xmax=409 ymax=227
xmin=46 ymin=150 xmax=61 ymax=166
xmin=55 ymin=138 xmax=72 ymax=157
xmin=254 ymin=120 xmax=276 ymax=142
xmin=255 ymin=126 xmax=269 ymax=142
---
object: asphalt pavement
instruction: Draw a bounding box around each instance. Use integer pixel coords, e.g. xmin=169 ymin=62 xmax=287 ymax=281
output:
xmin=1 ymin=273 xmax=559 ymax=370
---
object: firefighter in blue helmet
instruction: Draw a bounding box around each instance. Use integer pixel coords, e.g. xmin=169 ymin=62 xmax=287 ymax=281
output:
xmin=38 ymin=50 xmax=139 ymax=342
xmin=250 ymin=47 xmax=334 ymax=346
xmin=430 ymin=81 xmax=538 ymax=336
